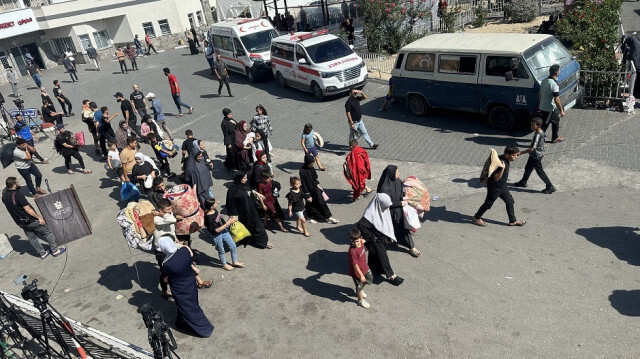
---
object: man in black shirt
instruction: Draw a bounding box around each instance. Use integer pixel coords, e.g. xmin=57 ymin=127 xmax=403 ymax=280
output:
xmin=181 ymin=129 xmax=198 ymax=162
xmin=55 ymin=124 xmax=91 ymax=174
xmin=41 ymin=98 xmax=63 ymax=125
xmin=473 ymin=145 xmax=526 ymax=227
xmin=53 ymin=80 xmax=74 ymax=117
xmin=115 ymin=92 xmax=140 ymax=137
xmin=345 ymin=88 xmax=378 ymax=149
xmin=130 ymin=84 xmax=148 ymax=117
xmin=2 ymin=177 xmax=65 ymax=259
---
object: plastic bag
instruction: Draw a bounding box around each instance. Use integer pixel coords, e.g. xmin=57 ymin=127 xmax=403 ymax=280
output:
xmin=230 ymin=221 xmax=251 ymax=243
xmin=120 ymin=182 xmax=141 ymax=202
xmin=75 ymin=131 xmax=86 ymax=146
xmin=403 ymin=205 xmax=421 ymax=230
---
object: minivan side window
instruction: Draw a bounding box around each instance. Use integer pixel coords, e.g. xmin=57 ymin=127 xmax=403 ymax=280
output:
xmin=439 ymin=55 xmax=477 ymax=74
xmin=485 ymin=56 xmax=529 ymax=79
xmin=233 ymin=38 xmax=245 ymax=56
xmin=220 ymin=36 xmax=234 ymax=52
xmin=405 ymin=53 xmax=435 ymax=72
xmin=394 ymin=53 xmax=404 ymax=69
xmin=212 ymin=35 xmax=223 ymax=49
xmin=296 ymin=45 xmax=308 ymax=62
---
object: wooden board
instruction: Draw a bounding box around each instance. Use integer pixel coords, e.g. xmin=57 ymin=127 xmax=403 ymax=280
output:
xmin=34 ymin=186 xmax=92 ymax=246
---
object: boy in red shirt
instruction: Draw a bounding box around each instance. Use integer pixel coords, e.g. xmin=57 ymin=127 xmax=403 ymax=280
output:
xmin=163 ymin=67 xmax=193 ymax=117
xmin=349 ymin=228 xmax=372 ymax=309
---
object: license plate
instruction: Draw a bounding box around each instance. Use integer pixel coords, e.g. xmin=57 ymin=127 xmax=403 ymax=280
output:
xmin=344 ymin=79 xmax=359 ymax=86
xmin=565 ymin=98 xmax=576 ymax=110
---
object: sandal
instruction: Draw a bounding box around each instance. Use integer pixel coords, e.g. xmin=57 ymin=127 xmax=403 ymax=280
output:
xmin=328 ymin=218 xmax=339 ymax=224
xmin=40 ymin=252 xmax=50 ymax=260
xmin=472 ymin=218 xmax=487 ymax=227
xmin=265 ymin=243 xmax=274 ymax=249
xmin=82 ymin=169 xmax=92 ymax=174
xmin=232 ymin=262 xmax=245 ymax=268
xmin=363 ymin=189 xmax=372 ymax=197
xmin=409 ymin=249 xmax=422 ymax=258
xmin=222 ymin=264 xmax=234 ymax=271
xmin=280 ymin=227 xmax=288 ymax=233
xmin=67 ymin=170 xmax=74 ymax=174
xmin=304 ymin=232 xmax=311 ymax=237
xmin=552 ymin=137 xmax=565 ymax=143
xmin=161 ymin=291 xmax=173 ymax=299
xmin=197 ymin=280 xmax=213 ymax=289
xmin=509 ymin=220 xmax=527 ymax=227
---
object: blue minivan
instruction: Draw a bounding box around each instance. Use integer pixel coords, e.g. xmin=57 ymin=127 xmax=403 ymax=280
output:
xmin=391 ymin=33 xmax=583 ymax=130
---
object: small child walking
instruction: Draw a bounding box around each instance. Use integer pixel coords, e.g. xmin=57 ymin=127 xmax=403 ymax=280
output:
xmin=349 ymin=228 xmax=372 ymax=309
xmin=513 ymin=117 xmax=556 ymax=194
xmin=286 ymin=176 xmax=310 ymax=237
xmin=106 ymin=142 xmax=125 ymax=182
xmin=204 ymin=198 xmax=245 ymax=271
xmin=258 ymin=172 xmax=287 ymax=232
xmin=301 ymin=123 xmax=325 ymax=171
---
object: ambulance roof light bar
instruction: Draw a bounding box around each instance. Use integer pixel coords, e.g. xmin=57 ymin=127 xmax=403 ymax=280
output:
xmin=237 ymin=18 xmax=260 ymax=24
xmin=295 ymin=29 xmax=329 ymax=41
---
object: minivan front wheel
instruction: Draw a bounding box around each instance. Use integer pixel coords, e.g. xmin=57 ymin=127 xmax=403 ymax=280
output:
xmin=407 ymin=95 xmax=428 ymax=116
xmin=311 ymin=82 xmax=324 ymax=100
xmin=488 ymin=106 xmax=515 ymax=131
xmin=276 ymin=72 xmax=286 ymax=88
xmin=246 ymin=67 xmax=256 ymax=83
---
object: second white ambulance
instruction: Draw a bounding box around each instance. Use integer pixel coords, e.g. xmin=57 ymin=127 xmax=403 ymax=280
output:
xmin=270 ymin=30 xmax=368 ymax=100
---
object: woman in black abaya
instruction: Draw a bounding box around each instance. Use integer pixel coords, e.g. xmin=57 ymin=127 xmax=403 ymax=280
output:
xmin=356 ymin=193 xmax=404 ymax=286
xmin=225 ymin=172 xmax=273 ymax=249
xmin=299 ymin=154 xmax=339 ymax=223
xmin=184 ymin=143 xmax=213 ymax=208
xmin=377 ymin=165 xmax=422 ymax=258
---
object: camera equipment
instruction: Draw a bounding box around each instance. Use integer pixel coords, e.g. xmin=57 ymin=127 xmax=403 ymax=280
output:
xmin=12 ymin=99 xmax=23 ymax=110
xmin=19 ymin=279 xmax=93 ymax=359
xmin=139 ymin=304 xmax=180 ymax=359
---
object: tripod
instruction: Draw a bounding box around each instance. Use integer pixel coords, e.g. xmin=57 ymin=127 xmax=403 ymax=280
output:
xmin=0 ymin=104 xmax=15 ymax=146
xmin=0 ymin=292 xmax=47 ymax=358
xmin=21 ymin=280 xmax=92 ymax=359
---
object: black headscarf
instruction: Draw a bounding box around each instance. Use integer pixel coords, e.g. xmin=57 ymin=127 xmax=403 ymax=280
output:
xmin=303 ymin=153 xmax=315 ymax=167
xmin=232 ymin=171 xmax=250 ymax=190
xmin=185 ymin=144 xmax=213 ymax=197
xmin=376 ymin=165 xmax=403 ymax=202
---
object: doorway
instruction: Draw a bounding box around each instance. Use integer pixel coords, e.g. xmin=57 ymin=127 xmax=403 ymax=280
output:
xmin=10 ymin=43 xmax=44 ymax=76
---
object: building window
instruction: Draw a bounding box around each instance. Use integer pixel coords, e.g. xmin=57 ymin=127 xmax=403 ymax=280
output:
xmin=158 ymin=19 xmax=171 ymax=36
xmin=196 ymin=11 xmax=204 ymax=26
xmin=92 ymin=30 xmax=111 ymax=49
xmin=142 ymin=22 xmax=156 ymax=38
xmin=0 ymin=51 xmax=11 ymax=69
xmin=188 ymin=13 xmax=195 ymax=27
xmin=78 ymin=34 xmax=92 ymax=52
xmin=51 ymin=37 xmax=76 ymax=56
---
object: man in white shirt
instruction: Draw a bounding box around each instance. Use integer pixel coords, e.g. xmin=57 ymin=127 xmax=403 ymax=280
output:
xmin=538 ymin=64 xmax=565 ymax=143
xmin=14 ymin=138 xmax=47 ymax=198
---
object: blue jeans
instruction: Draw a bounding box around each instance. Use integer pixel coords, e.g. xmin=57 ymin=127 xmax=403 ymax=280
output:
xmin=17 ymin=165 xmax=42 ymax=195
xmin=172 ymin=94 xmax=191 ymax=114
xmin=32 ymin=74 xmax=42 ymax=88
xmin=349 ymin=120 xmax=374 ymax=147
xmin=213 ymin=230 xmax=237 ymax=266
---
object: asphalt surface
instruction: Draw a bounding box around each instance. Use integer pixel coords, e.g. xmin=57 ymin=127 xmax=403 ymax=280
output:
xmin=0 ymin=45 xmax=638 ymax=358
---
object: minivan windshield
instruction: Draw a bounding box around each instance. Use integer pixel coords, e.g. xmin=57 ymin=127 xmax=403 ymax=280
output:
xmin=524 ymin=38 xmax=572 ymax=79
xmin=305 ymin=38 xmax=354 ymax=64
xmin=240 ymin=29 xmax=279 ymax=53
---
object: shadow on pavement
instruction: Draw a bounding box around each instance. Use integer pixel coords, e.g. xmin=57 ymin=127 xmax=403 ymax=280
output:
xmin=319 ymin=223 xmax=352 ymax=246
xmin=426 ymin=205 xmax=470 ymax=224
xmin=274 ymin=161 xmax=302 ymax=175
xmin=321 ymin=142 xmax=348 ymax=156
xmin=464 ymin=135 xmax=530 ymax=147
xmin=7 ymin=234 xmax=39 ymax=257
xmin=609 ymin=290 xmax=640 ymax=316
xmin=291 ymin=250 xmax=354 ymax=302
xmin=324 ymin=188 xmax=352 ymax=205
xmin=452 ymin=177 xmax=483 ymax=189
xmin=97 ymin=261 xmax=160 ymax=293
xmin=576 ymin=226 xmax=640 ymax=266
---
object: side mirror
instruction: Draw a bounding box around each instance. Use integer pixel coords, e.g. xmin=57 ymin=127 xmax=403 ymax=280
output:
xmin=505 ymin=71 xmax=514 ymax=81
xmin=298 ymin=58 xmax=307 ymax=64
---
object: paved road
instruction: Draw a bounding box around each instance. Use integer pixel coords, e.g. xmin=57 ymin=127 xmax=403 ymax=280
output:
xmin=622 ymin=0 xmax=640 ymax=34
xmin=0 ymin=48 xmax=639 ymax=358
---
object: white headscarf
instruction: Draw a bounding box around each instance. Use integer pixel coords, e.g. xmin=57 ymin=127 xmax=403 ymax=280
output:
xmin=158 ymin=236 xmax=178 ymax=265
xmin=362 ymin=193 xmax=396 ymax=242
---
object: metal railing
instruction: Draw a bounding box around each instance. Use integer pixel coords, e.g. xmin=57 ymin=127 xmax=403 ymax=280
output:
xmin=580 ymin=61 xmax=636 ymax=103
xmin=358 ymin=51 xmax=396 ymax=78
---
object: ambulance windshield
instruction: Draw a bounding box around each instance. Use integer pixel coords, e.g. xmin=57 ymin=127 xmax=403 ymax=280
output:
xmin=305 ymin=38 xmax=354 ymax=64
xmin=241 ymin=29 xmax=279 ymax=53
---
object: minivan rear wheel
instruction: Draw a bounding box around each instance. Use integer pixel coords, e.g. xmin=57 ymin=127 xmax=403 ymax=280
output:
xmin=488 ymin=106 xmax=515 ymax=131
xmin=407 ymin=95 xmax=428 ymax=116
xmin=276 ymin=72 xmax=286 ymax=88
xmin=311 ymin=82 xmax=324 ymax=100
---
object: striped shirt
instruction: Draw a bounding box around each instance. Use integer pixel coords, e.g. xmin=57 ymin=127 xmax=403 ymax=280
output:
xmin=530 ymin=131 xmax=545 ymax=158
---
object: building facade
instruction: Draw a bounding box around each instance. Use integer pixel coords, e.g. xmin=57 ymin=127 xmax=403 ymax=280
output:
xmin=0 ymin=0 xmax=207 ymax=84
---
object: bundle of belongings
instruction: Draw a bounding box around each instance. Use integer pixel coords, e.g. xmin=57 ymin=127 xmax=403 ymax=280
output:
xmin=164 ymin=184 xmax=204 ymax=235
xmin=402 ymin=176 xmax=430 ymax=231
xmin=116 ymin=200 xmax=155 ymax=250
xmin=479 ymin=148 xmax=502 ymax=184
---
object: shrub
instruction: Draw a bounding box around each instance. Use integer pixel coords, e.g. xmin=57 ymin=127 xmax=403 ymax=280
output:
xmin=504 ymin=0 xmax=538 ymax=23
xmin=358 ymin=0 xmax=432 ymax=53
xmin=472 ymin=6 xmax=489 ymax=28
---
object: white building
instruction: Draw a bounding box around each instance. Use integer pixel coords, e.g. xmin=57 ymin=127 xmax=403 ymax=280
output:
xmin=0 ymin=0 xmax=209 ymax=83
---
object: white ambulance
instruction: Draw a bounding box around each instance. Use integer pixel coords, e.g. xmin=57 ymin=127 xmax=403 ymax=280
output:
xmin=270 ymin=30 xmax=368 ymax=100
xmin=210 ymin=18 xmax=279 ymax=82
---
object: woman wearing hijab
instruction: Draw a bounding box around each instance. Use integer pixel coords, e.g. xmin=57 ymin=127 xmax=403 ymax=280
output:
xmin=250 ymin=150 xmax=271 ymax=189
xmin=131 ymin=152 xmax=158 ymax=198
xmin=357 ymin=193 xmax=404 ymax=286
xmin=184 ymin=142 xmax=213 ymax=208
xmin=234 ymin=120 xmax=252 ymax=171
xmin=220 ymin=108 xmax=237 ymax=170
xmin=225 ymin=171 xmax=273 ymax=249
xmin=158 ymin=236 xmax=214 ymax=337
xmin=115 ymin=120 xmax=135 ymax=151
xmin=251 ymin=129 xmax=271 ymax=163
xmin=299 ymin=153 xmax=339 ymax=224
xmin=377 ymin=165 xmax=422 ymax=258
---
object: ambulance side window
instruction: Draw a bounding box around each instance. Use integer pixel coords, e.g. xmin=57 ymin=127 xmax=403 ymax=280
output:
xmin=282 ymin=44 xmax=294 ymax=61
xmin=233 ymin=38 xmax=245 ymax=57
xmin=212 ymin=35 xmax=223 ymax=49
xmin=220 ymin=36 xmax=234 ymax=52
xmin=296 ymin=45 xmax=308 ymax=63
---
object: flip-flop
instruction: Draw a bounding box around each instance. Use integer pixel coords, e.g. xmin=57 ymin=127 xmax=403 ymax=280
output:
xmin=410 ymin=249 xmax=422 ymax=258
xmin=509 ymin=220 xmax=527 ymax=227
xmin=304 ymin=233 xmax=311 ymax=238
xmin=40 ymin=252 xmax=50 ymax=260
xmin=198 ymin=280 xmax=213 ymax=289
xmin=222 ymin=265 xmax=235 ymax=271
xmin=473 ymin=218 xmax=488 ymax=227
xmin=265 ymin=243 xmax=274 ymax=249
xmin=232 ymin=262 xmax=245 ymax=268
xmin=52 ymin=247 xmax=66 ymax=257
